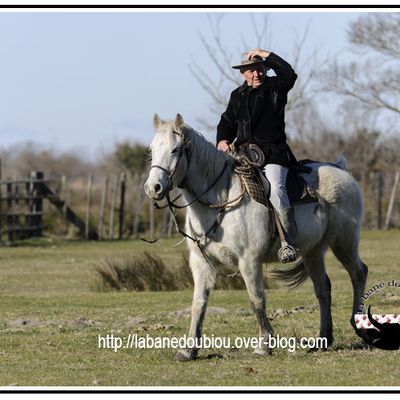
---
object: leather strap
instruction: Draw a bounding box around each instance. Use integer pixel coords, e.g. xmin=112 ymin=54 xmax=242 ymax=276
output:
xmin=273 ymin=207 xmax=288 ymax=245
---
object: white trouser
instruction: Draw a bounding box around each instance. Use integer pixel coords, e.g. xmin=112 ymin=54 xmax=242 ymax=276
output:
xmin=263 ymin=163 xmax=290 ymax=211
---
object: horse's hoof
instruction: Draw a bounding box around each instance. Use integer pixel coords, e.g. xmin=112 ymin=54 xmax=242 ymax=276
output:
xmin=175 ymin=349 xmax=197 ymax=362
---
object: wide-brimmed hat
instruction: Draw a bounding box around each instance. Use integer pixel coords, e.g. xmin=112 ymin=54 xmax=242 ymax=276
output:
xmin=232 ymin=53 xmax=264 ymax=70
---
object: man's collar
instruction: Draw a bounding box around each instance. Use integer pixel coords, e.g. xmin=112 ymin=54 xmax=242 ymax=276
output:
xmin=258 ymin=78 xmax=269 ymax=93
xmin=238 ymin=81 xmax=249 ymax=94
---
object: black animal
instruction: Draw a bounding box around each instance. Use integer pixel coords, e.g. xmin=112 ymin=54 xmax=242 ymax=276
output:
xmin=365 ymin=306 xmax=400 ymax=350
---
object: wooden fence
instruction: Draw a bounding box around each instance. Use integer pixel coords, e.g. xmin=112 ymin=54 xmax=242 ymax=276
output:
xmin=365 ymin=170 xmax=400 ymax=230
xmin=0 ymin=169 xmax=174 ymax=242
xmin=0 ymin=168 xmax=398 ymax=242
xmin=0 ymin=171 xmax=96 ymax=241
xmin=0 ymin=171 xmax=46 ymax=240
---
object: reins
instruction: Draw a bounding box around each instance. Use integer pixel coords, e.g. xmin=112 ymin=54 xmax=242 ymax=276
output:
xmin=149 ymin=129 xmax=246 ymax=211
xmin=142 ymin=129 xmax=247 ymax=276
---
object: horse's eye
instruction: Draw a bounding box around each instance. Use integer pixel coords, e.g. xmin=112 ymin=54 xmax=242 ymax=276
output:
xmin=171 ymin=147 xmax=180 ymax=154
xmin=145 ymin=148 xmax=152 ymax=163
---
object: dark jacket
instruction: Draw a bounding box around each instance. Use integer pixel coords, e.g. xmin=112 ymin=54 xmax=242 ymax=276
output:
xmin=216 ymin=52 xmax=297 ymax=167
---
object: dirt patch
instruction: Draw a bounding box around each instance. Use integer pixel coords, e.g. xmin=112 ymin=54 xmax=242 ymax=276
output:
xmin=236 ymin=304 xmax=318 ymax=319
xmin=125 ymin=316 xmax=148 ymax=328
xmin=380 ymin=293 xmax=400 ymax=303
xmin=236 ymin=308 xmax=254 ymax=316
xmin=169 ymin=306 xmax=227 ymax=318
xmin=268 ymin=305 xmax=318 ymax=320
xmin=133 ymin=323 xmax=174 ymax=332
xmin=8 ymin=318 xmax=45 ymax=330
xmin=70 ymin=317 xmax=103 ymax=329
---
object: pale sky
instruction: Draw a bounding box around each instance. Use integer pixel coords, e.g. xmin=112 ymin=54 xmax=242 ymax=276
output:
xmin=0 ymin=11 xmax=368 ymax=158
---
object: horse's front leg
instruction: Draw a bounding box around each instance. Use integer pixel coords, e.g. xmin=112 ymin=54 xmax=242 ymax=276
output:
xmin=239 ymin=257 xmax=273 ymax=355
xmin=175 ymin=249 xmax=216 ymax=362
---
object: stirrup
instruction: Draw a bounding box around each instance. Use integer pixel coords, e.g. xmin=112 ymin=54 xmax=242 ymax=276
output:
xmin=277 ymin=240 xmax=297 ymax=263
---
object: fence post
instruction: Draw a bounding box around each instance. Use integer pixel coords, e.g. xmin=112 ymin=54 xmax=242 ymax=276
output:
xmin=132 ymin=172 xmax=146 ymax=239
xmin=6 ymin=181 xmax=13 ymax=241
xmin=98 ymin=177 xmax=108 ymax=240
xmin=369 ymin=172 xmax=376 ymax=229
xmin=14 ymin=179 xmax=21 ymax=240
xmin=25 ymin=178 xmax=31 ymax=237
xmin=61 ymin=175 xmax=68 ymax=234
xmin=30 ymin=171 xmax=44 ymax=237
xmin=85 ymin=173 xmax=93 ymax=240
xmin=377 ymin=171 xmax=383 ymax=230
xmin=109 ymin=176 xmax=117 ymax=240
xmin=118 ymin=172 xmax=126 ymax=240
xmin=384 ymin=170 xmax=400 ymax=230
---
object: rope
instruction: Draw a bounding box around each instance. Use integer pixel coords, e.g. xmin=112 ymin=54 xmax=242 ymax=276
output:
xmin=144 ymin=144 xmax=257 ymax=278
xmin=188 ymin=175 xmax=246 ymax=209
xmin=167 ymin=160 xmax=231 ymax=209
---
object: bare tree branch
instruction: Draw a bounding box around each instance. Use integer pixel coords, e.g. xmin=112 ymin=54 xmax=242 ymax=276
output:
xmin=320 ymin=59 xmax=400 ymax=115
xmin=320 ymin=13 xmax=400 ymax=122
xmin=348 ymin=13 xmax=400 ymax=60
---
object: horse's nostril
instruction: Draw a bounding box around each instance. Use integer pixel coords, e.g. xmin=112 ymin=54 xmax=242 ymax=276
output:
xmin=154 ymin=183 xmax=162 ymax=193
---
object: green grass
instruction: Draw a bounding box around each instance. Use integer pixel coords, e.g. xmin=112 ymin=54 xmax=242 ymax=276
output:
xmin=0 ymin=231 xmax=399 ymax=386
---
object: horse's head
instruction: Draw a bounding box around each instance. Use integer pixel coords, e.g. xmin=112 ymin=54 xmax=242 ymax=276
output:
xmin=144 ymin=113 xmax=189 ymax=200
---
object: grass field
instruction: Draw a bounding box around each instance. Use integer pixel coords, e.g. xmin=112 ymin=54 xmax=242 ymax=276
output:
xmin=0 ymin=230 xmax=399 ymax=387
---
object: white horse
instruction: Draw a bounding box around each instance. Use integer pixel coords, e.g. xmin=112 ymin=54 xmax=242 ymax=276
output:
xmin=144 ymin=113 xmax=368 ymax=361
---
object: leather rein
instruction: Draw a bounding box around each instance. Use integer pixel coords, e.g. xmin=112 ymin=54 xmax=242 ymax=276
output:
xmin=150 ymin=130 xmax=243 ymax=211
xmin=144 ymin=129 xmax=246 ymax=273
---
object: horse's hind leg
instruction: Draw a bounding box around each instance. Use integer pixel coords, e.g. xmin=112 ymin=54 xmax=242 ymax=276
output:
xmin=175 ymin=249 xmax=216 ymax=362
xmin=303 ymin=244 xmax=333 ymax=348
xmin=239 ymin=257 xmax=273 ymax=355
xmin=329 ymin=235 xmax=368 ymax=331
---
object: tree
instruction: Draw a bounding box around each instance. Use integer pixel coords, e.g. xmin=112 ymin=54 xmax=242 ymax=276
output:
xmin=114 ymin=142 xmax=149 ymax=237
xmin=114 ymin=142 xmax=148 ymax=177
xmin=319 ymin=14 xmax=400 ymax=122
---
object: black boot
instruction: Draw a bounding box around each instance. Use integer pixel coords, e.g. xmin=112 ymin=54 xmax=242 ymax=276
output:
xmin=277 ymin=207 xmax=298 ymax=263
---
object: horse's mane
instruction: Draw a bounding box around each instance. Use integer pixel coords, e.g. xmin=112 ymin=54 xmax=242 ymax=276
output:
xmin=183 ymin=124 xmax=234 ymax=183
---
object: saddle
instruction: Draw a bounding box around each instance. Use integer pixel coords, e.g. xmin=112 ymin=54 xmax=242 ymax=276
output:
xmin=232 ymin=144 xmax=319 ymax=209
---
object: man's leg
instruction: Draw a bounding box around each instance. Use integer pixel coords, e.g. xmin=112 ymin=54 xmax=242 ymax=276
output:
xmin=264 ymin=164 xmax=297 ymax=263
xmin=264 ymin=164 xmax=290 ymax=210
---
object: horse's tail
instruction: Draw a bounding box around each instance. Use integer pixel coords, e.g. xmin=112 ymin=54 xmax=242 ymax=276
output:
xmin=333 ymin=155 xmax=347 ymax=170
xmin=271 ymin=259 xmax=308 ymax=289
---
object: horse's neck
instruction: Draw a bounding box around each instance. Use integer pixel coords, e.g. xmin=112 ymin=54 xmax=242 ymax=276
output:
xmin=183 ymin=133 xmax=233 ymax=206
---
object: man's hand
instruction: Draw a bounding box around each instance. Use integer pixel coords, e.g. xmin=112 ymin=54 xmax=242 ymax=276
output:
xmin=247 ymin=48 xmax=271 ymax=60
xmin=217 ymin=140 xmax=231 ymax=152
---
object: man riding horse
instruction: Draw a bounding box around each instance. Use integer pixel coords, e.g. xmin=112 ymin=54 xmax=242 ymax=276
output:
xmin=216 ymin=48 xmax=298 ymax=263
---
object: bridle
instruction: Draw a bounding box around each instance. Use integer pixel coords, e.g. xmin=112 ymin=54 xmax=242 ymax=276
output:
xmin=144 ymin=128 xmax=245 ymax=275
xmin=149 ymin=129 xmax=237 ymax=211
xmin=144 ymin=127 xmax=278 ymax=283
xmin=149 ymin=129 xmax=189 ymax=198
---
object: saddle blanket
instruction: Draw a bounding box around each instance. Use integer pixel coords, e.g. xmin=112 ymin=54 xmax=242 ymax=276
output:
xmin=234 ymin=157 xmax=319 ymax=208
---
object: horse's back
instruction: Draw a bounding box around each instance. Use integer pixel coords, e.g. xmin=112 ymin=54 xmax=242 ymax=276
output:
xmin=302 ymin=161 xmax=363 ymax=228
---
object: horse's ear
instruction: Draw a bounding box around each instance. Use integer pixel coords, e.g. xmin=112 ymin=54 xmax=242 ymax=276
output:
xmin=153 ymin=113 xmax=162 ymax=130
xmin=175 ymin=113 xmax=184 ymax=132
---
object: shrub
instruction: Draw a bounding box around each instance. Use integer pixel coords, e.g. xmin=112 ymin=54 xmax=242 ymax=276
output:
xmin=93 ymin=252 xmax=268 ymax=292
xmin=94 ymin=252 xmax=182 ymax=292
